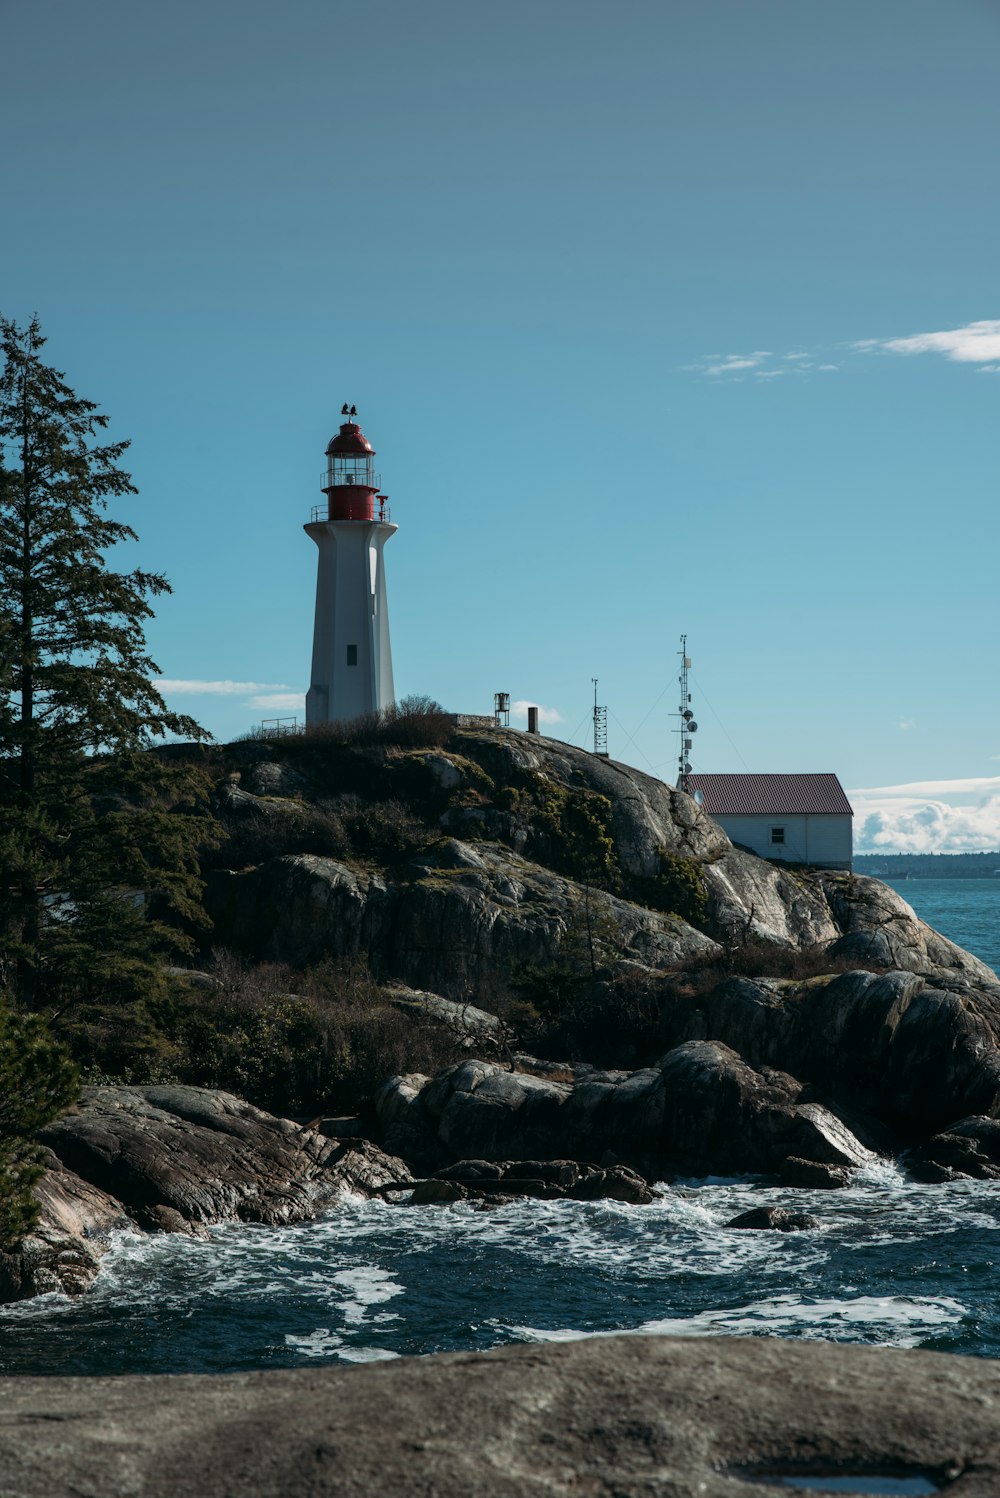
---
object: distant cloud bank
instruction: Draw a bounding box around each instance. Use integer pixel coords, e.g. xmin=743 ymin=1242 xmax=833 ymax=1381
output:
xmin=850 ymin=775 xmax=1000 ymax=854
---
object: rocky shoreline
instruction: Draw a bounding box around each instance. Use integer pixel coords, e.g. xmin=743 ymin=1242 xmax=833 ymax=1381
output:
xmin=7 ymin=1029 xmax=1000 ymax=1303
xmin=0 ymin=1087 xmax=411 ymax=1301
xmin=8 ymin=730 xmax=1000 ymax=1312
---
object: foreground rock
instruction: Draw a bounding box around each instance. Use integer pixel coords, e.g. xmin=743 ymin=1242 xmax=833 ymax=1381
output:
xmin=1 ymin=1086 xmax=410 ymax=1301
xmin=1 ymin=1334 xmax=998 ymax=1496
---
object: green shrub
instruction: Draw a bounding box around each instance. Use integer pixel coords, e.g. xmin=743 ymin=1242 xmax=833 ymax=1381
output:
xmin=628 ymin=851 xmax=708 ymax=929
xmin=496 ymin=773 xmax=622 ymax=892
xmin=72 ymin=955 xmax=467 ymax=1118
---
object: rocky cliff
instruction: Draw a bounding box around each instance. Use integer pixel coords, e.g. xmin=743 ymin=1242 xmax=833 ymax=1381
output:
xmin=18 ymin=724 xmax=999 ymax=1303
xmin=205 ymin=727 xmax=989 ymax=989
xmin=188 ymin=726 xmax=1000 ymax=1186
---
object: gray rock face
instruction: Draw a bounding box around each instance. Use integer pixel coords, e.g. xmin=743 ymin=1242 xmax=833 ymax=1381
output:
xmin=206 ymin=841 xmax=720 ymax=989
xmin=450 ymin=729 xmax=731 ymax=872
xmin=409 ymin=1158 xmax=654 ymax=1205
xmin=40 ymin=1086 xmax=409 ymax=1226
xmin=206 ymin=729 xmax=998 ymax=1002
xmin=1 ymin=1087 xmax=413 ymax=1301
xmin=387 ymin=985 xmax=511 ymax=1051
xmin=0 ymin=1149 xmax=130 ymax=1302
xmin=670 ymin=967 xmax=1000 ymax=1135
xmin=376 ymin=1044 xmax=876 ymax=1181
xmin=821 ymin=872 xmax=998 ymax=981
xmin=906 ymin=1115 xmax=1000 ymax=1182
xmin=0 ymin=1334 xmax=998 ymax=1497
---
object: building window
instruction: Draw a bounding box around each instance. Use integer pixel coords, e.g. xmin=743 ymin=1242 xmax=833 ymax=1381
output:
xmin=346 ymin=644 xmax=358 ymax=666
xmin=770 ymin=826 xmax=785 ymax=845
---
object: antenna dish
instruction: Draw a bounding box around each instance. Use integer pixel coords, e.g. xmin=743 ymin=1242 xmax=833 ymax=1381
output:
xmin=688 ymin=721 xmax=698 ymax=733
xmin=693 ymin=789 xmax=704 ymax=806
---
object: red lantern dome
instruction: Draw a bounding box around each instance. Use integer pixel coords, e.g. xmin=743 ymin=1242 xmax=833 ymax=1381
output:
xmin=325 ymin=422 xmax=375 ymax=458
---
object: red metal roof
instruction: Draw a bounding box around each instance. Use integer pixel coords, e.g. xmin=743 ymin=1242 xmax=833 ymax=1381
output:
xmin=685 ymin=773 xmax=853 ymax=817
xmin=326 ymin=422 xmax=375 ymax=456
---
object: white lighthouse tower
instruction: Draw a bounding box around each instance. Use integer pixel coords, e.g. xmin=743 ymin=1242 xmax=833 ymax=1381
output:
xmin=304 ymin=406 xmax=397 ymax=726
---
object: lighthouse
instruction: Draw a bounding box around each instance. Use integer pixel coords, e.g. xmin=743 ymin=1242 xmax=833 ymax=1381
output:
xmin=304 ymin=406 xmax=397 ymax=726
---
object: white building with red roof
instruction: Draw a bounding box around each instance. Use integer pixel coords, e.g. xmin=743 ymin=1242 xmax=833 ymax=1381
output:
xmin=684 ymin=773 xmax=853 ymax=870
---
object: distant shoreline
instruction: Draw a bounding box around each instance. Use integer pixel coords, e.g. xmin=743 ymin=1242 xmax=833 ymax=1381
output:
xmin=856 ymin=851 xmax=1000 ymax=879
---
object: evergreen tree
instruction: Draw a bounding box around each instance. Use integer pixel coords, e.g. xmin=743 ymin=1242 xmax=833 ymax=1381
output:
xmin=0 ymin=997 xmax=79 ymax=1250
xmin=0 ymin=315 xmax=216 ymax=1017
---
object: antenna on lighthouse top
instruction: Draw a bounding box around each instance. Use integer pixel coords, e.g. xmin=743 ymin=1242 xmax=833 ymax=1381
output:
xmin=674 ymin=635 xmax=698 ymax=790
xmin=592 ymin=678 xmax=608 ymax=758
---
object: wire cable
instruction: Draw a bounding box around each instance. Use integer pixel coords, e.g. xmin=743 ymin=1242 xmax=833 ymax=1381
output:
xmin=608 ymin=710 xmax=660 ymax=775
xmin=563 ymin=711 xmax=592 ymax=749
xmin=626 ymin=678 xmax=673 ymax=742
xmin=690 ymin=671 xmax=752 ymax=772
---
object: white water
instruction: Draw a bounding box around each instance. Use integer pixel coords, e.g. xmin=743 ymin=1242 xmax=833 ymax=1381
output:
xmin=3 ymin=1161 xmax=998 ymax=1376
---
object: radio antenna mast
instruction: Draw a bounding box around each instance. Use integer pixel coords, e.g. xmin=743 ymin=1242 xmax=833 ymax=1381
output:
xmin=674 ymin=635 xmax=698 ymax=789
xmin=592 ymin=678 xmax=608 ymax=758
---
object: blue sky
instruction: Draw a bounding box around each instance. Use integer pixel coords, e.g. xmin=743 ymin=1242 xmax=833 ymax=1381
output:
xmin=4 ymin=0 xmax=1000 ymax=851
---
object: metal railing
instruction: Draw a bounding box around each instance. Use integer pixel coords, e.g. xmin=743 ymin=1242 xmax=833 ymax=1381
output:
xmin=309 ymin=501 xmax=392 ymax=524
xmin=260 ymin=717 xmax=303 ymax=738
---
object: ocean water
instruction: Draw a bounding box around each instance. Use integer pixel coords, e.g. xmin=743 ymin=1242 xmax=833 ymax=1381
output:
xmin=1 ymin=1165 xmax=997 ymax=1376
xmin=881 ymin=877 xmax=1000 ymax=976
xmin=2 ymin=877 xmax=998 ymax=1377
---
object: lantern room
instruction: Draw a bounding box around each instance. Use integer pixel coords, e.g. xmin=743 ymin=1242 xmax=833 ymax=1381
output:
xmin=324 ymin=407 xmax=378 ymax=491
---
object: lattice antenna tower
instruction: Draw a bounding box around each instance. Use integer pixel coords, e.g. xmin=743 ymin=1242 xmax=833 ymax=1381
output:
xmin=592 ymin=678 xmax=608 ymax=758
xmin=674 ymin=635 xmax=698 ymax=789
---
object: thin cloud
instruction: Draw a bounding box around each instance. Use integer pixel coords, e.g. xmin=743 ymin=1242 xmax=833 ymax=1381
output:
xmin=512 ymin=700 xmax=562 ymax=725
xmin=851 ymin=775 xmax=1000 ymax=799
xmin=856 ymin=319 xmax=1000 ymax=365
xmin=246 ymin=692 xmax=304 ymax=712
xmin=159 ymin=679 xmax=292 ymax=696
xmin=701 ymin=353 xmax=772 ymax=377
xmin=694 ymin=348 xmax=837 ymax=382
xmin=897 ymin=717 xmax=915 ymax=731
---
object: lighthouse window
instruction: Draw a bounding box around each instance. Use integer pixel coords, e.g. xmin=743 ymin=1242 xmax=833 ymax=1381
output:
xmin=770 ymin=826 xmax=785 ymax=845
xmin=346 ymin=644 xmax=358 ymax=666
